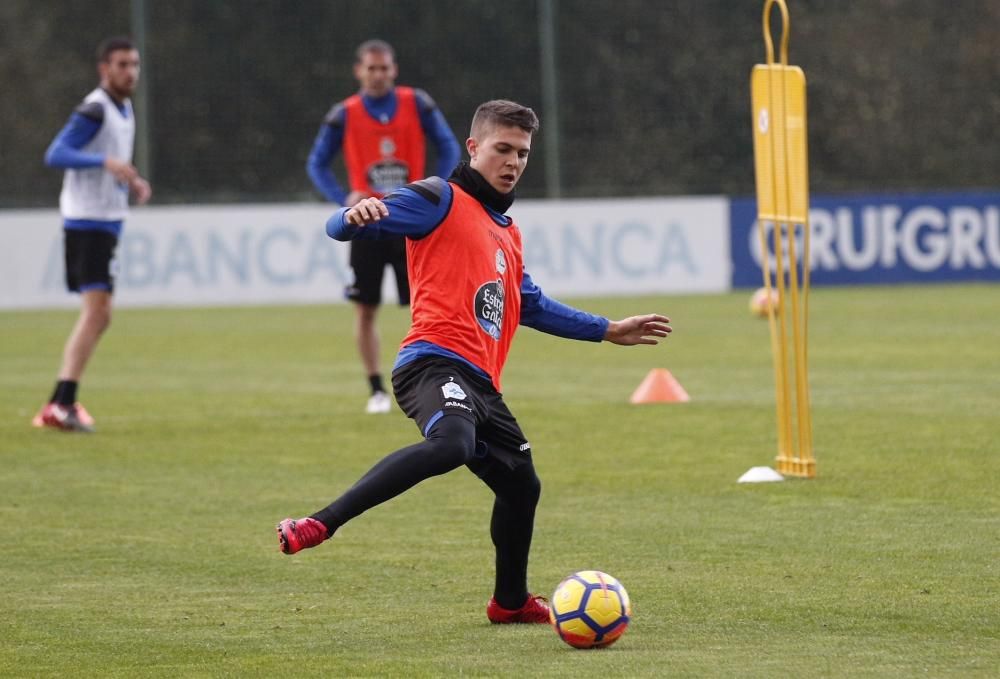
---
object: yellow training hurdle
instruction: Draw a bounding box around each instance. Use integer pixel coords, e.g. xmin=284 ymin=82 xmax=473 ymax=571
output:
xmin=750 ymin=0 xmax=815 ymax=478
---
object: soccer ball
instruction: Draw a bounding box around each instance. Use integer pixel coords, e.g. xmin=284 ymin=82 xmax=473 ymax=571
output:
xmin=549 ymin=570 xmax=631 ymax=649
xmin=749 ymin=286 xmax=779 ymax=318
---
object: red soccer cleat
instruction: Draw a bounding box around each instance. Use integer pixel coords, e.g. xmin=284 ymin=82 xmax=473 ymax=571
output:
xmin=276 ymin=517 xmax=328 ymax=554
xmin=486 ymin=594 xmax=552 ymax=624
xmin=32 ymin=402 xmax=94 ymax=433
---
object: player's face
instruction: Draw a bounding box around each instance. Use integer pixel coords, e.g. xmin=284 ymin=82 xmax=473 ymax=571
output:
xmin=354 ymin=50 xmax=397 ymax=98
xmin=467 ymin=125 xmax=532 ymax=194
xmin=99 ymin=49 xmax=140 ymax=99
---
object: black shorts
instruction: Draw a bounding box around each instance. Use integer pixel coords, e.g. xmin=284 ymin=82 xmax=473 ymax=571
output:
xmin=345 ymin=237 xmax=409 ymax=306
xmin=64 ymin=229 xmax=118 ymax=293
xmin=391 ymin=356 xmax=532 ymax=477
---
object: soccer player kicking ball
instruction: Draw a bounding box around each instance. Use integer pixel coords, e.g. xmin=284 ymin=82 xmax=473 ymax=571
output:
xmin=278 ymin=100 xmax=671 ymax=624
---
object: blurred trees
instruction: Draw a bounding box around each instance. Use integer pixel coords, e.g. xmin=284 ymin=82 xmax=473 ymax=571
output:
xmin=2 ymin=0 xmax=998 ymax=206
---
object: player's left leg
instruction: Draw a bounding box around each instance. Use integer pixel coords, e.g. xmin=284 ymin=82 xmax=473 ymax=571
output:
xmin=36 ymin=230 xmax=116 ymax=433
xmin=347 ymin=240 xmax=390 ymax=413
xmin=469 ymin=395 xmax=549 ymax=623
xmin=36 ymin=290 xmax=110 ymax=433
xmin=481 ymin=460 xmax=542 ymax=601
xmin=477 ymin=459 xmax=549 ymax=623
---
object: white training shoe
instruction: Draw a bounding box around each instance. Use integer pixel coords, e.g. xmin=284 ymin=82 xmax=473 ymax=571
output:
xmin=365 ymin=391 xmax=392 ymax=414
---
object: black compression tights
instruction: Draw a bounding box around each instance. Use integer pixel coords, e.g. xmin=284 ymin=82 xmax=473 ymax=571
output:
xmin=312 ymin=416 xmax=476 ymax=528
xmin=481 ymin=459 xmax=541 ymax=610
xmin=311 ymin=415 xmax=542 ymax=610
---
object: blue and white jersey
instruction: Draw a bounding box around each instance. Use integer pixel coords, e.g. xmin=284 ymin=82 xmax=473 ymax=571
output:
xmin=57 ymin=88 xmax=135 ymax=222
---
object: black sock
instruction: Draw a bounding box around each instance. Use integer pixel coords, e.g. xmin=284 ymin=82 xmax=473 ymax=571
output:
xmin=50 ymin=380 xmax=78 ymax=407
xmin=368 ymin=374 xmax=385 ymax=395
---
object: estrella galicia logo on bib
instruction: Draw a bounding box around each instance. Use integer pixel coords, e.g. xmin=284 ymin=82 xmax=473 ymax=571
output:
xmin=366 ymin=159 xmax=409 ymax=194
xmin=474 ymin=279 xmax=504 ymax=340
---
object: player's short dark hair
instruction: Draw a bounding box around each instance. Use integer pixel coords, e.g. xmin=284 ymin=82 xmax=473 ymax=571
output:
xmin=470 ymin=100 xmax=540 ymax=138
xmin=97 ymin=36 xmax=136 ymax=63
xmin=355 ymin=39 xmax=395 ymax=63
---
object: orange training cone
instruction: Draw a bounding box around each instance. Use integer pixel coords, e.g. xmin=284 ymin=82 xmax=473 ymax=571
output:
xmin=629 ymin=368 xmax=690 ymax=404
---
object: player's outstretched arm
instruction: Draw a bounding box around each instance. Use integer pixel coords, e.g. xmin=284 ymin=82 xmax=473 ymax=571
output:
xmin=604 ymin=314 xmax=672 ymax=346
xmin=327 ymin=178 xmax=452 ymax=242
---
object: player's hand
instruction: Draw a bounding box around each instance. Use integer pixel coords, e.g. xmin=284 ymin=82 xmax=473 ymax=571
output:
xmin=130 ymin=177 xmax=152 ymax=205
xmin=104 ymin=157 xmax=139 ymax=184
xmin=345 ymin=190 xmax=370 ymax=207
xmin=604 ymin=314 xmax=672 ymax=346
xmin=345 ymin=197 xmax=389 ymax=226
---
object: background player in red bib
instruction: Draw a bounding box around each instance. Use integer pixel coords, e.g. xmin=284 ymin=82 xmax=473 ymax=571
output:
xmin=307 ymin=39 xmax=460 ymax=414
xmin=281 ymin=100 xmax=670 ymax=624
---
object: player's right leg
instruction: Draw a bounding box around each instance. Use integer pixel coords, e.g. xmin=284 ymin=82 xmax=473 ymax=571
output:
xmin=275 ymin=517 xmax=329 ymax=555
xmin=278 ymin=358 xmax=484 ymax=555
xmin=278 ymin=415 xmax=476 ymax=554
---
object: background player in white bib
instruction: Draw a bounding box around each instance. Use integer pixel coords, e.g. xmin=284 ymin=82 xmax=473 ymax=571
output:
xmin=32 ymin=37 xmax=151 ymax=433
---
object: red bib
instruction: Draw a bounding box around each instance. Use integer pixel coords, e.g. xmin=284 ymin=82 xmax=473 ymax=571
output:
xmin=343 ymin=86 xmax=426 ymax=197
xmin=401 ymin=184 xmax=524 ymax=392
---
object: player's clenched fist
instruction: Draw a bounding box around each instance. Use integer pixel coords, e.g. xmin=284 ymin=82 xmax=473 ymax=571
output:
xmin=346 ymin=197 xmax=389 ymax=226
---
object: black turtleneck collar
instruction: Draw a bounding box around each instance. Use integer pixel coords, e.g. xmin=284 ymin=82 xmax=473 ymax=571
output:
xmin=448 ymin=162 xmax=516 ymax=214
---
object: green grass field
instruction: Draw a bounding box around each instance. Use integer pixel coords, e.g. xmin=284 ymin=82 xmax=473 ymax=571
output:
xmin=1 ymin=285 xmax=997 ymax=677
